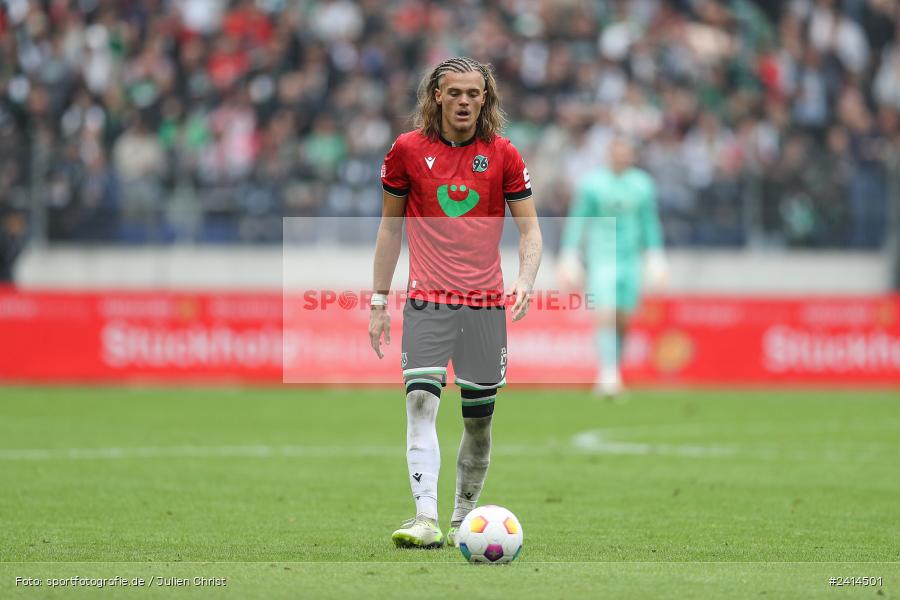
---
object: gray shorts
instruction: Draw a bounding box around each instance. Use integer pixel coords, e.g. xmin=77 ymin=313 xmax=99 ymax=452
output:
xmin=401 ymin=299 xmax=507 ymax=391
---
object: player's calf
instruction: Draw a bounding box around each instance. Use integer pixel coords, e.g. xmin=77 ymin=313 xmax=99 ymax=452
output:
xmin=405 ymin=385 xmax=442 ymax=521
xmin=450 ymin=389 xmax=495 ymax=535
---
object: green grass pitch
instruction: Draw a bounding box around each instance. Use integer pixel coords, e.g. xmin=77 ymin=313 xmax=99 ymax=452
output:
xmin=0 ymin=386 xmax=897 ymax=599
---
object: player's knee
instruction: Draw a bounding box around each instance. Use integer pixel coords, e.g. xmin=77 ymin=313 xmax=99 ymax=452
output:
xmin=406 ymin=387 xmax=440 ymax=420
xmin=463 ymin=412 xmax=493 ymax=432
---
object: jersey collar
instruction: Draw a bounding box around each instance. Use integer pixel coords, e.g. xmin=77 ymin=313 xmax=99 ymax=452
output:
xmin=439 ymin=133 xmax=476 ymax=147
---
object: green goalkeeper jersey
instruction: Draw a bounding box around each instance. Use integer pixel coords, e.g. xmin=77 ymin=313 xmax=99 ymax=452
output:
xmin=560 ymin=167 xmax=663 ymax=263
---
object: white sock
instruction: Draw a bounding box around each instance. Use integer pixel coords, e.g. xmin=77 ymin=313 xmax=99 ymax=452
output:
xmin=406 ymin=388 xmax=441 ymax=520
xmin=451 ymin=414 xmax=492 ymax=524
xmin=596 ymin=324 xmax=619 ymax=385
xmin=601 ymin=363 xmax=620 ymax=386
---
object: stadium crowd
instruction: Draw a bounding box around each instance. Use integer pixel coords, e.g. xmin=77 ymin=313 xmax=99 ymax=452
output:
xmin=1 ymin=0 xmax=899 ymax=251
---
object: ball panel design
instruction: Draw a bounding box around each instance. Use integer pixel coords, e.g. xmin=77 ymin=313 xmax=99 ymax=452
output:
xmin=481 ymin=520 xmax=507 ymax=544
xmin=502 ymin=535 xmax=522 ymax=556
xmin=463 ymin=532 xmax=488 ymax=556
xmin=458 ymin=542 xmax=472 ymax=561
xmin=484 ymin=543 xmax=504 ymax=562
xmin=503 ymin=516 xmax=518 ymax=534
xmin=500 ymin=531 xmax=522 ymax=558
xmin=469 ymin=515 xmax=488 ymax=533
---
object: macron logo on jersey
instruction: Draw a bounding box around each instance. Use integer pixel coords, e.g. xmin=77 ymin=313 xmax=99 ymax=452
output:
xmin=425 ymin=156 xmax=436 ymax=170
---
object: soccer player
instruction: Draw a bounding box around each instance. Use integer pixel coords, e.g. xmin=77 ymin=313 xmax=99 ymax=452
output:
xmin=368 ymin=57 xmax=542 ymax=548
xmin=557 ymin=137 xmax=667 ymax=397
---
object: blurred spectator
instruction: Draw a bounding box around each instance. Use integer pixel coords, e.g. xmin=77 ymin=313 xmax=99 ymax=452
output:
xmin=113 ymin=113 xmax=166 ymax=241
xmin=840 ymin=86 xmax=888 ymax=248
xmin=810 ymin=124 xmax=852 ymax=246
xmin=874 ymin=26 xmax=900 ymax=110
xmin=807 ymin=0 xmax=870 ymax=75
xmin=645 ymin=124 xmax=695 ymax=245
xmin=763 ymin=132 xmax=817 ymax=246
xmin=0 ymin=0 xmax=897 ymax=248
xmin=0 ymin=211 xmax=28 ymax=283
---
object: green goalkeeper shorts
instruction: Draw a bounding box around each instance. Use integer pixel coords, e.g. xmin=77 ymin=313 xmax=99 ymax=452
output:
xmin=586 ymin=259 xmax=642 ymax=312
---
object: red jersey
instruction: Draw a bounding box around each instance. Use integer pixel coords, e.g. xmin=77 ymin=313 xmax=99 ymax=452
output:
xmin=381 ymin=131 xmax=532 ymax=306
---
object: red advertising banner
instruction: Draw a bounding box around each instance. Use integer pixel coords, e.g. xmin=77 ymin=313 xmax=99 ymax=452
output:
xmin=622 ymin=296 xmax=900 ymax=386
xmin=1 ymin=288 xmax=899 ymax=386
xmin=0 ymin=290 xmax=283 ymax=383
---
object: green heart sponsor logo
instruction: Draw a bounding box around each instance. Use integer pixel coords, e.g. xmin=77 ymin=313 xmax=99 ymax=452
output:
xmin=437 ymin=183 xmax=480 ymax=217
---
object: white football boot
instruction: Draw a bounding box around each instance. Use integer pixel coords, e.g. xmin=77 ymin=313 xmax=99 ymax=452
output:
xmin=594 ymin=369 xmax=625 ymax=400
xmin=391 ymin=516 xmax=444 ymax=549
xmin=446 ymin=523 xmax=462 ymax=548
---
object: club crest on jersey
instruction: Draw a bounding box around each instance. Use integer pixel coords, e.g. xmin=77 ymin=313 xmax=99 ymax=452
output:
xmin=437 ymin=183 xmax=480 ymax=217
xmin=472 ymin=154 xmax=489 ymax=173
xmin=400 ymin=352 xmax=408 ymax=368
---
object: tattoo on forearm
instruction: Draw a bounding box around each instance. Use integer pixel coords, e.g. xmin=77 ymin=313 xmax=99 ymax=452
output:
xmin=519 ymin=237 xmax=543 ymax=287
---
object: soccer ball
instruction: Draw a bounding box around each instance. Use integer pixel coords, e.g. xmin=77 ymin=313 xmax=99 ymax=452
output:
xmin=457 ymin=505 xmax=523 ymax=564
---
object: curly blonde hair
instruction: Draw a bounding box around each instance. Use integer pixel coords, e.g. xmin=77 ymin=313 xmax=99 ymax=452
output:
xmin=414 ymin=57 xmax=506 ymax=143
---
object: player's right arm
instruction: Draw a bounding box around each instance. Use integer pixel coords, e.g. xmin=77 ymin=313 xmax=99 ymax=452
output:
xmin=372 ymin=191 xmax=406 ymax=296
xmin=369 ymin=191 xmax=406 ymax=358
xmin=370 ymin=139 xmax=409 ymax=359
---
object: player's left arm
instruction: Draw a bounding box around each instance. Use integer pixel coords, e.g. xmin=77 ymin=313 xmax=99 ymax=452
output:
xmin=508 ymin=197 xmax=542 ymax=322
xmin=639 ymin=174 xmax=668 ymax=289
xmin=502 ymin=142 xmax=542 ymax=321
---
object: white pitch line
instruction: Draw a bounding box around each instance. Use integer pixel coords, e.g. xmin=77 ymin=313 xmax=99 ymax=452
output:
xmin=0 ymin=445 xmax=399 ymax=461
xmin=571 ymin=430 xmax=896 ymax=464
xmin=0 ymin=436 xmax=732 ymax=462
xmin=570 ymin=430 xmax=735 ymax=459
xmin=593 ymin=420 xmax=900 ymax=439
xmin=0 ymin=443 xmax=546 ymax=461
xmin=0 ymin=434 xmax=891 ymax=463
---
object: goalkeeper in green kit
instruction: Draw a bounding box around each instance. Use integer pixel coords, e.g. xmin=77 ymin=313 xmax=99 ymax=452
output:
xmin=557 ymin=137 xmax=667 ymax=397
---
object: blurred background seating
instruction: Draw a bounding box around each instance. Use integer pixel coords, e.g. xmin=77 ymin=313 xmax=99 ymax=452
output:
xmin=0 ymin=0 xmax=898 ymax=249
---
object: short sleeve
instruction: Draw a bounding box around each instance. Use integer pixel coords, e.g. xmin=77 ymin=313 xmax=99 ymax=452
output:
xmin=503 ymin=141 xmax=532 ymax=202
xmin=381 ymin=138 xmax=409 ymax=197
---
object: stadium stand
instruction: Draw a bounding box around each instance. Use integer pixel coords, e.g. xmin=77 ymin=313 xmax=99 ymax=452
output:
xmin=0 ymin=0 xmax=898 ymax=251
